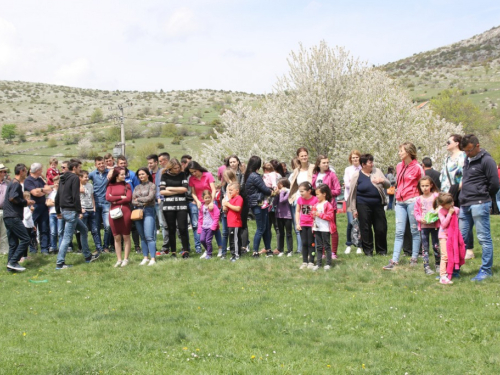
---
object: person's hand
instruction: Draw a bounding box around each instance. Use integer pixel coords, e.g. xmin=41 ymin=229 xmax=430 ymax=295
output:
xmin=196 ymin=201 xmax=201 ymax=209
xmin=27 ymin=199 xmax=35 ymax=205
xmin=448 ymin=207 xmax=455 ymax=215
xmin=57 ymin=214 xmax=62 ymax=219
xmin=30 ymin=206 xmax=34 ymax=212
xmin=208 ymin=202 xmax=214 ymax=211
xmin=296 ymin=224 xmax=302 ymax=231
xmin=82 ymin=208 xmax=86 ymax=213
xmin=353 ymin=211 xmax=358 ymax=219
xmin=80 ymin=186 xmax=85 ymax=193
xmin=79 ymin=214 xmax=83 ymax=219
xmin=121 ymin=195 xmax=126 ymax=199
xmin=421 ymin=219 xmax=427 ymax=224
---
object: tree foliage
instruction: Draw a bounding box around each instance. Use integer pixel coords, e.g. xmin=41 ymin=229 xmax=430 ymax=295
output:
xmin=197 ymin=42 xmax=462 ymax=173
xmin=2 ymin=124 xmax=17 ymax=143
xmin=430 ymin=89 xmax=488 ymax=133
xmin=90 ymin=108 xmax=104 ymax=123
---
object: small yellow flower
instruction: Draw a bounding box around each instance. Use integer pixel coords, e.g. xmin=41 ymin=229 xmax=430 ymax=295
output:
xmin=327 ymin=365 xmax=331 ymax=368
xmin=23 ymin=332 xmax=26 ymax=336
xmin=251 ymin=355 xmax=256 ymax=359
xmin=362 ymin=364 xmax=366 ymax=369
xmin=183 ymin=347 xmax=188 ymax=350
xmin=196 ymin=349 xmax=200 ymax=352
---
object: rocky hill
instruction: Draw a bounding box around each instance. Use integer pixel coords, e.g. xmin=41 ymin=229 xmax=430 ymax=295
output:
xmin=382 ymin=25 xmax=500 ymax=109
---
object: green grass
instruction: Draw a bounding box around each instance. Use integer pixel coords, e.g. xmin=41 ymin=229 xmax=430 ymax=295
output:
xmin=2 ymin=212 xmax=500 ymax=374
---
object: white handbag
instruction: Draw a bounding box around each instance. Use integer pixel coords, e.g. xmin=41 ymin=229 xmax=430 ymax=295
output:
xmin=110 ymin=206 xmax=123 ymax=220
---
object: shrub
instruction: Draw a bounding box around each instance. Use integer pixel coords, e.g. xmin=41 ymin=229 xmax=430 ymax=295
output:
xmin=48 ymin=138 xmax=57 ymax=147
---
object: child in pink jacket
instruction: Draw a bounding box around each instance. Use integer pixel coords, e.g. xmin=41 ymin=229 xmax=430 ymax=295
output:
xmin=312 ymin=184 xmax=337 ymax=271
xmin=435 ymin=193 xmax=465 ymax=285
xmin=198 ymin=190 xmax=220 ymax=259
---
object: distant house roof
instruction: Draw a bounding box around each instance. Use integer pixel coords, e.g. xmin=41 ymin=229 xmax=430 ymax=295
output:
xmin=417 ymin=101 xmax=430 ymax=109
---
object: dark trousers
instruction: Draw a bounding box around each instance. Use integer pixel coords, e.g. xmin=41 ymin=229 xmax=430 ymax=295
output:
xmin=268 ymin=210 xmax=279 ymax=248
xmin=229 ymin=227 xmax=242 ymax=258
xmin=300 ymin=226 xmax=315 ymax=263
xmin=420 ymin=227 xmax=441 ymax=267
xmin=240 ymin=198 xmax=249 ymax=249
xmin=356 ymin=203 xmax=387 ymax=256
xmin=276 ymin=218 xmax=293 ymax=253
xmin=26 ymin=227 xmax=37 ymax=255
xmin=164 ymin=210 xmax=189 ymax=253
xmin=131 ymin=221 xmax=140 ymax=250
xmin=315 ymin=231 xmax=332 ymax=266
xmin=5 ymin=217 xmax=30 ymax=264
xmin=32 ymin=205 xmax=50 ymax=253
xmin=403 ymin=216 xmax=413 ymax=256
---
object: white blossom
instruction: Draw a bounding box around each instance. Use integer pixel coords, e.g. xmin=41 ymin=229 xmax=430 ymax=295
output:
xmin=196 ymin=42 xmax=462 ymax=173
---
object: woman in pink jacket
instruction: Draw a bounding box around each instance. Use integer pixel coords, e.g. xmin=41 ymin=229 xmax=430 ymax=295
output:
xmin=384 ymin=142 xmax=424 ymax=270
xmin=312 ymin=155 xmax=341 ymax=259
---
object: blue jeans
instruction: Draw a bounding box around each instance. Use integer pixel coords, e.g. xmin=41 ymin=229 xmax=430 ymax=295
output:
xmin=252 ymin=206 xmax=271 ymax=251
xmin=82 ymin=210 xmax=103 ymax=252
xmin=188 ymin=202 xmax=201 ymax=252
xmin=392 ymin=200 xmax=421 ymax=262
xmin=57 ymin=211 xmax=91 ymax=264
xmin=135 ymin=206 xmax=157 ymax=258
xmin=32 ymin=204 xmax=50 ymax=253
xmin=95 ymin=201 xmax=111 ymax=249
xmin=346 ymin=211 xmax=353 ymax=246
xmin=387 ymin=195 xmax=395 ymax=210
xmin=459 ymin=202 xmax=493 ymax=275
xmin=49 ymin=213 xmax=63 ymax=249
xmin=291 ymin=201 xmax=302 ymax=252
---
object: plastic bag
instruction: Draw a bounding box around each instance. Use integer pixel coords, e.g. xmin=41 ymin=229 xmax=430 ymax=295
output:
xmin=351 ymin=218 xmax=362 ymax=248
xmin=424 ymin=211 xmax=439 ymax=223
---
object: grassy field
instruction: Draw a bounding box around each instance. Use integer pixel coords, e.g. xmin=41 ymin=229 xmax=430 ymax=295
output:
xmin=1 ymin=212 xmax=500 ymax=374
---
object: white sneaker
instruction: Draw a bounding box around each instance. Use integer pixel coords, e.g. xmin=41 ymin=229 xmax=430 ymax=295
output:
xmin=114 ymin=260 xmax=122 ymax=268
xmin=324 ymin=265 xmax=331 ymax=270
xmin=299 ymin=262 xmax=307 ymax=270
xmin=312 ymin=265 xmax=319 ymax=271
xmin=307 ymin=262 xmax=315 ymax=269
xmin=344 ymin=246 xmax=351 ymax=254
xmin=148 ymin=259 xmax=156 ymax=266
xmin=217 ymin=249 xmax=222 ymax=257
xmin=356 ymin=248 xmax=363 ymax=254
xmin=200 ymin=251 xmax=207 ymax=259
xmin=120 ymin=259 xmax=129 ymax=267
xmin=278 ymin=252 xmax=284 ymax=257
xmin=139 ymin=258 xmax=149 ymax=266
xmin=287 ymin=252 xmax=292 ymax=257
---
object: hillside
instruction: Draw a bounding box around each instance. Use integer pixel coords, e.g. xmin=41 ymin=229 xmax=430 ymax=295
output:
xmin=382 ymin=25 xmax=500 ymax=109
xmin=0 ymin=80 xmax=261 ymax=170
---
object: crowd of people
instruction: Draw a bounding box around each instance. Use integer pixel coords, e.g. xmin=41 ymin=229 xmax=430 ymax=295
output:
xmin=1 ymin=133 xmax=499 ymax=283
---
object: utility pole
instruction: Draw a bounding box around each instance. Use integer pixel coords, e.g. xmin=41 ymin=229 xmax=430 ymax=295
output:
xmin=109 ymin=102 xmax=132 ymax=156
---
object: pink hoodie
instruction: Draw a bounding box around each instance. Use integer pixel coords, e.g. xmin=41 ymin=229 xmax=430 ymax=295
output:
xmin=197 ymin=204 xmax=220 ymax=233
xmin=413 ymin=193 xmax=440 ymax=230
xmin=313 ymin=201 xmax=337 ymax=234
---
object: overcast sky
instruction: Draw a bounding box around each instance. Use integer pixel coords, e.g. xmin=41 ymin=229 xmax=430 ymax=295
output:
xmin=1 ymin=0 xmax=499 ymax=94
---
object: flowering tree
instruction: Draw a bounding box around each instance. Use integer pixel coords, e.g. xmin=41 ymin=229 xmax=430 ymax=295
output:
xmin=196 ymin=42 xmax=462 ymax=175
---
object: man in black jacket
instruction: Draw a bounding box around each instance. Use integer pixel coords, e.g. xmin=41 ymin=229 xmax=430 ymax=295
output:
xmin=422 ymin=157 xmax=441 ymax=190
xmin=4 ymin=164 xmax=35 ymax=272
xmin=55 ymin=160 xmax=99 ymax=269
xmin=459 ymin=134 xmax=500 ymax=281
